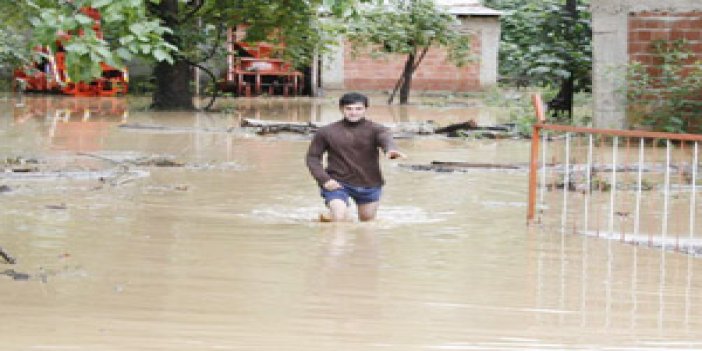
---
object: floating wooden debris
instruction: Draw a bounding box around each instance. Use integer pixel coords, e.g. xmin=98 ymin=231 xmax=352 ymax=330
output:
xmin=78 ymin=152 xmax=184 ymax=167
xmin=2 ymin=157 xmax=42 ymax=173
xmin=1 ymin=269 xmax=29 ymax=280
xmin=0 ymin=246 xmax=16 ymax=264
xmin=434 ymin=120 xmax=516 ymax=138
xmin=386 ymin=121 xmax=438 ymax=135
xmin=400 ymin=161 xmax=528 ymax=173
xmin=0 ymin=168 xmax=150 ymax=181
xmin=133 ymin=156 xmax=184 ymax=167
xmin=241 ymin=118 xmax=321 ymax=135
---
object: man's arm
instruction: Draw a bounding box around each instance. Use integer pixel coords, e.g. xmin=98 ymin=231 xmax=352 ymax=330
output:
xmin=376 ymin=126 xmax=406 ymax=159
xmin=305 ymin=131 xmax=333 ymax=187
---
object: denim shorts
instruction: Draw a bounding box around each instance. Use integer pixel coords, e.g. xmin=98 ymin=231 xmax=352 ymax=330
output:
xmin=320 ymin=181 xmax=382 ymax=205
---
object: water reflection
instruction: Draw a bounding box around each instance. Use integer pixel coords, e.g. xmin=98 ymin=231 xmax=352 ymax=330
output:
xmin=309 ymin=224 xmax=382 ymax=338
xmin=533 ymin=230 xmax=702 ymax=337
xmin=10 ymin=95 xmax=127 ymax=152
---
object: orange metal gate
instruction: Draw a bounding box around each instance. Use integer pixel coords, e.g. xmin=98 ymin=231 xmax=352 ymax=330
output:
xmin=527 ymin=94 xmax=701 ymax=254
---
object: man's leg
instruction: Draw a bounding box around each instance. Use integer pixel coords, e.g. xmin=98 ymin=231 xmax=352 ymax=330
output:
xmin=357 ymin=201 xmax=379 ymax=222
xmin=323 ymin=198 xmax=349 ymax=222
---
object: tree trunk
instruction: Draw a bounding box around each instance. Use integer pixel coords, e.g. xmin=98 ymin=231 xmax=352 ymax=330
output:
xmin=399 ymin=52 xmax=416 ymax=104
xmin=547 ymin=0 xmax=578 ymax=120
xmin=150 ymin=0 xmax=194 ymax=110
xmin=548 ymin=76 xmax=574 ymax=120
xmin=152 ymin=60 xmax=194 ymax=110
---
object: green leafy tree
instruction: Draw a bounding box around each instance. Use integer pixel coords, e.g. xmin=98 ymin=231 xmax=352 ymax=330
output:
xmin=136 ymin=0 xmax=356 ymax=110
xmin=0 ymin=2 xmax=34 ymax=72
xmin=3 ymin=0 xmax=363 ymax=110
xmin=345 ymin=0 xmax=473 ymax=104
xmin=485 ymin=0 xmax=591 ymax=119
xmin=149 ymin=0 xmax=347 ymax=110
xmin=13 ymin=0 xmax=177 ymax=84
xmin=0 ymin=29 xmax=29 ymax=72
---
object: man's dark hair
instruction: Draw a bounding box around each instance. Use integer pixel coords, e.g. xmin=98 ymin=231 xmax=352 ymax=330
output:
xmin=339 ymin=92 xmax=369 ymax=107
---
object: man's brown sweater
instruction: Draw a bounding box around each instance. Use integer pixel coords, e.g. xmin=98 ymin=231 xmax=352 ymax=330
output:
xmin=306 ymin=118 xmax=396 ymax=188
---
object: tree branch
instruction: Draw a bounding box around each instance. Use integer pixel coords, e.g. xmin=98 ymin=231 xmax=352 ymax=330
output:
xmin=200 ymin=22 xmax=225 ymax=62
xmin=181 ymin=56 xmax=218 ymax=111
xmin=177 ymin=0 xmax=205 ymax=25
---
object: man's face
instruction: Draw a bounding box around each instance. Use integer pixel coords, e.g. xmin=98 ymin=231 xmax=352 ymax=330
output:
xmin=341 ymin=102 xmax=366 ymax=122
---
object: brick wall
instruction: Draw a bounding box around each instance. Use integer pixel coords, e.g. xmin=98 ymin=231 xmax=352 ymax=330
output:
xmin=628 ymin=11 xmax=702 ymax=65
xmin=628 ymin=11 xmax=702 ymax=131
xmin=343 ymin=34 xmax=482 ymax=92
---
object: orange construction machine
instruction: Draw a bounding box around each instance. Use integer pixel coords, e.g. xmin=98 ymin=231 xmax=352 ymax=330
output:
xmin=218 ymin=25 xmax=303 ymax=97
xmin=12 ymin=7 xmax=128 ymax=97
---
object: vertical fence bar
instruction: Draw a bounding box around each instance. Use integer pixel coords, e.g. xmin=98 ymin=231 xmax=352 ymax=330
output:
xmin=540 ymin=130 xmax=548 ymax=223
xmin=573 ymin=135 xmax=582 ymax=234
xmin=562 ymin=133 xmax=571 ymax=233
xmin=609 ymin=137 xmax=618 ymax=236
xmin=635 ymin=138 xmax=644 ymax=239
xmin=676 ymin=142 xmax=685 ymax=250
xmin=623 ymin=137 xmax=632 ymax=240
xmin=527 ymin=94 xmax=546 ymax=224
xmin=525 ymin=123 xmax=702 ymax=248
xmin=662 ymin=140 xmax=671 ymax=248
xmin=597 ymin=135 xmax=603 ymax=236
xmin=691 ymin=142 xmax=698 ymax=239
xmin=584 ymin=135 xmax=593 ymax=234
xmin=527 ymin=123 xmax=541 ymax=224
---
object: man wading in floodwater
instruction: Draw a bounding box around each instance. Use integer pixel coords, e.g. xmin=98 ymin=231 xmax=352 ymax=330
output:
xmin=306 ymin=92 xmax=406 ymax=222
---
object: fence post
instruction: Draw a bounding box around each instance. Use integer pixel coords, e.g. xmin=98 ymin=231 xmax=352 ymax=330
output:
xmin=528 ymin=94 xmax=547 ymax=224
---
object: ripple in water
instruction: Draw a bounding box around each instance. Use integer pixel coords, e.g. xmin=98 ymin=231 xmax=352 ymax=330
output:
xmin=246 ymin=205 xmax=446 ymax=227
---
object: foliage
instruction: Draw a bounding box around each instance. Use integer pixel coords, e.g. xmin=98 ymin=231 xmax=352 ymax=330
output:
xmin=344 ymin=0 xmax=473 ymax=104
xmin=140 ymin=0 xmax=362 ymax=109
xmin=483 ymin=87 xmax=593 ymax=136
xmin=0 ymin=1 xmax=34 ymax=71
xmin=345 ymin=0 xmax=473 ymax=65
xmin=2 ymin=0 xmax=371 ymax=106
xmin=484 ymin=0 xmax=592 ymax=91
xmin=4 ymin=0 xmax=177 ymax=83
xmin=0 ymin=29 xmax=29 ymax=70
xmin=625 ymin=39 xmax=702 ymax=133
xmin=222 ymin=1 xmax=347 ymax=69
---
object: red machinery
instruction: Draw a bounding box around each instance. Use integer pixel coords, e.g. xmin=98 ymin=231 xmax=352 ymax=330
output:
xmin=12 ymin=7 xmax=128 ymax=97
xmin=218 ymin=25 xmax=303 ymax=97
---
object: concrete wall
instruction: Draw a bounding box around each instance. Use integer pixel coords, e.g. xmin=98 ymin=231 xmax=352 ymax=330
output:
xmin=461 ymin=15 xmax=500 ymax=90
xmin=591 ymin=0 xmax=702 ymax=128
xmin=321 ymin=15 xmax=500 ymax=92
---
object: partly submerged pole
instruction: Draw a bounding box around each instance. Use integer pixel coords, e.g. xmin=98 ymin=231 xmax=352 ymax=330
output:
xmin=562 ymin=133 xmax=571 ymax=232
xmin=584 ymin=134 xmax=593 ymax=234
xmin=691 ymin=142 xmax=698 ymax=239
xmin=635 ymin=138 xmax=644 ymax=238
xmin=662 ymin=139 xmax=671 ymax=247
xmin=528 ymin=94 xmax=547 ymax=224
xmin=609 ymin=136 xmax=618 ymax=236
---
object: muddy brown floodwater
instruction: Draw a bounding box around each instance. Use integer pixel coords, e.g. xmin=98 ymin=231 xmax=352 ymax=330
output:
xmin=1 ymin=95 xmax=702 ymax=350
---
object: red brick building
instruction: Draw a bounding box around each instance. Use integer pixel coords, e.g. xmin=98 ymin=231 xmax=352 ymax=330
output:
xmin=628 ymin=11 xmax=702 ymax=71
xmin=320 ymin=0 xmax=501 ymax=94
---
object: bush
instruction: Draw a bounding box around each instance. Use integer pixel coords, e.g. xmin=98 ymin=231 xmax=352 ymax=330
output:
xmin=625 ymin=40 xmax=702 ymax=133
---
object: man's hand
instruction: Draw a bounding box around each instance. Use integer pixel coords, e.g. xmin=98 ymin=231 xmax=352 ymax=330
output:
xmin=323 ymin=179 xmax=343 ymax=191
xmin=386 ymin=150 xmax=407 ymax=160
